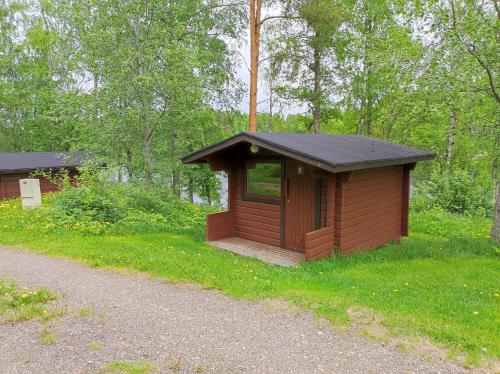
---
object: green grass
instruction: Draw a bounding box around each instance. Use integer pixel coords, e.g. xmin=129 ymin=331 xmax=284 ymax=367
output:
xmin=87 ymin=342 xmax=104 ymax=350
xmin=0 ymin=199 xmax=498 ymax=366
xmin=99 ymin=361 xmax=155 ymax=374
xmin=0 ymin=279 xmax=56 ymax=323
xmin=40 ymin=328 xmax=56 ymax=345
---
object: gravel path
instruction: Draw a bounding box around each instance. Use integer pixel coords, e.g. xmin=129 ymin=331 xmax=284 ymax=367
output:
xmin=0 ymin=246 xmax=468 ymax=374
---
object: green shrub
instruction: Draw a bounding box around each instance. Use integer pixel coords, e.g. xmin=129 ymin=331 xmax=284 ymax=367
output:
xmin=122 ymin=183 xmax=170 ymax=215
xmin=0 ymin=167 xmax=217 ymax=237
xmin=411 ymin=169 xmax=493 ymax=217
xmin=53 ymin=186 xmax=125 ymax=224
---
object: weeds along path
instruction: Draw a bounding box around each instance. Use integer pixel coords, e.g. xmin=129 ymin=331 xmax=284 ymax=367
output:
xmin=0 ymin=246 xmax=466 ymax=374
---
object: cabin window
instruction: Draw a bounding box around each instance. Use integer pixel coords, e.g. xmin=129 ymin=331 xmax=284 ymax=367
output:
xmin=244 ymin=161 xmax=281 ymax=202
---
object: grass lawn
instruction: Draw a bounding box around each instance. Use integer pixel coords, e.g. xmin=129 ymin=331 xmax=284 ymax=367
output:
xmin=0 ymin=199 xmax=498 ymax=366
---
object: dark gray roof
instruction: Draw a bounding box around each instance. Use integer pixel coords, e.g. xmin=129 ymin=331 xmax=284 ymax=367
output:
xmin=182 ymin=132 xmax=435 ymax=172
xmin=0 ymin=152 xmax=85 ymax=173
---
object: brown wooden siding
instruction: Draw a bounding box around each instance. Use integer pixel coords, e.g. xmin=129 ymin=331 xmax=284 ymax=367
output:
xmin=336 ymin=166 xmax=403 ymax=255
xmin=205 ymin=157 xmax=410 ymax=260
xmin=232 ymin=167 xmax=281 ymax=247
xmin=206 ymin=211 xmax=234 ymax=241
xmin=0 ymin=169 xmax=77 ymax=200
xmin=303 ymin=173 xmax=336 ymax=260
xmin=304 ymin=226 xmax=334 ymax=260
xmin=326 ymin=174 xmax=336 ymax=227
xmin=333 ymin=174 xmax=345 ymax=248
xmin=318 ymin=178 xmax=328 ymax=228
xmin=284 ymin=160 xmax=315 ymax=252
xmin=401 ymin=164 xmax=414 ymax=237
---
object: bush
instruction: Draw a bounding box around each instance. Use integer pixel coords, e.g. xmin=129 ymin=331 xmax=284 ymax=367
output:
xmin=53 ymin=185 xmax=125 ymax=224
xmin=411 ymin=169 xmax=493 ymax=217
xmin=0 ymin=167 xmax=217 ymax=237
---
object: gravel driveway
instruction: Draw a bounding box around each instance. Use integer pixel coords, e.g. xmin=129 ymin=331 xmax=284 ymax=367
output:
xmin=0 ymin=246 xmax=468 ymax=373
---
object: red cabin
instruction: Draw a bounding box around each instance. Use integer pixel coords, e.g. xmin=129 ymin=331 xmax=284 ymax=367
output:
xmin=183 ymin=132 xmax=434 ymax=264
xmin=0 ymin=152 xmax=83 ymax=200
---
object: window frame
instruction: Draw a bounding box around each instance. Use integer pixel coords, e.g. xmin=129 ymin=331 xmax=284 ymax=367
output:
xmin=242 ymin=159 xmax=283 ymax=205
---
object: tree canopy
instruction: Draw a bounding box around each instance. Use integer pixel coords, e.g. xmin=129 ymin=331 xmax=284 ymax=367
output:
xmin=0 ymin=0 xmax=498 ymax=239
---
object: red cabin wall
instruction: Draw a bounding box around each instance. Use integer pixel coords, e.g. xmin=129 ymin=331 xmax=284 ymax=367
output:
xmin=304 ymin=174 xmax=336 ymax=261
xmin=206 ymin=211 xmax=234 ymax=241
xmin=231 ymin=167 xmax=281 ymax=247
xmin=335 ymin=166 xmax=405 ymax=255
xmin=204 ymin=158 xmax=412 ymax=260
xmin=0 ymin=169 xmax=78 ymax=200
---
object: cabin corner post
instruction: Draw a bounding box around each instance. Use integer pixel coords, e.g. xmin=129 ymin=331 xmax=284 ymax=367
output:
xmin=401 ymin=163 xmax=416 ymax=237
xmin=333 ymin=172 xmax=351 ymax=255
xmin=304 ymin=172 xmax=336 ymax=261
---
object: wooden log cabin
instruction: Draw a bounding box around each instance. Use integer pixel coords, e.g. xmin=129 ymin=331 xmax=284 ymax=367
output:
xmin=182 ymin=132 xmax=434 ymax=263
xmin=0 ymin=152 xmax=83 ymax=200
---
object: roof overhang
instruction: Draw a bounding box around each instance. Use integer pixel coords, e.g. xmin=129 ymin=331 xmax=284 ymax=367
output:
xmin=182 ymin=133 xmax=435 ymax=173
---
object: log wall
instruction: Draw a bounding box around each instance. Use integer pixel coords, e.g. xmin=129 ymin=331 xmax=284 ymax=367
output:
xmin=231 ymin=167 xmax=281 ymax=247
xmin=335 ymin=166 xmax=404 ymax=255
xmin=0 ymin=169 xmax=78 ymax=200
xmin=206 ymin=211 xmax=234 ymax=241
xmin=304 ymin=226 xmax=335 ymax=260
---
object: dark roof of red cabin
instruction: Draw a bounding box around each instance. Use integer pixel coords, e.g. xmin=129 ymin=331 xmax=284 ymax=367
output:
xmin=0 ymin=152 xmax=85 ymax=173
xmin=182 ymin=132 xmax=435 ymax=172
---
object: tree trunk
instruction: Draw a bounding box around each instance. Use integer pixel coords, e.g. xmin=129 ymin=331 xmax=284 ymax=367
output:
xmin=172 ymin=170 xmax=181 ymax=198
xmin=268 ymin=78 xmax=274 ymax=130
xmin=492 ymin=179 xmax=500 ymax=241
xmin=125 ymin=147 xmax=133 ymax=181
xmin=117 ymin=144 xmax=123 ymax=183
xmin=445 ymin=108 xmax=457 ymax=166
xmin=143 ymin=125 xmax=153 ymax=181
xmin=359 ymin=13 xmax=374 ymax=136
xmin=311 ymin=44 xmax=321 ymax=133
xmin=491 ymin=124 xmax=499 ymax=241
xmin=248 ymin=0 xmax=262 ymax=132
xmin=188 ymin=175 xmax=194 ymax=203
xmin=204 ymin=181 xmax=212 ymax=206
xmin=171 ymin=130 xmax=181 ymax=197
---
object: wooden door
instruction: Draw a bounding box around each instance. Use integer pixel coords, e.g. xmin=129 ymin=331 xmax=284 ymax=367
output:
xmin=284 ymin=160 xmax=315 ymax=252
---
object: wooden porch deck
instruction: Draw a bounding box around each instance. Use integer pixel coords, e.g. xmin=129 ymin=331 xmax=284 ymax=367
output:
xmin=208 ymin=237 xmax=305 ymax=267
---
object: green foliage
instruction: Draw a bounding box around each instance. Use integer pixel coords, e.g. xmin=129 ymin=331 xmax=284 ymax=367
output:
xmin=99 ymin=361 xmax=155 ymax=374
xmin=412 ymin=169 xmax=493 ymax=217
xmin=409 ymin=209 xmax=491 ymax=240
xmin=54 ymin=186 xmax=125 ymax=224
xmin=0 ymin=170 xmax=216 ymax=236
xmin=0 ymin=280 xmax=56 ymax=322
